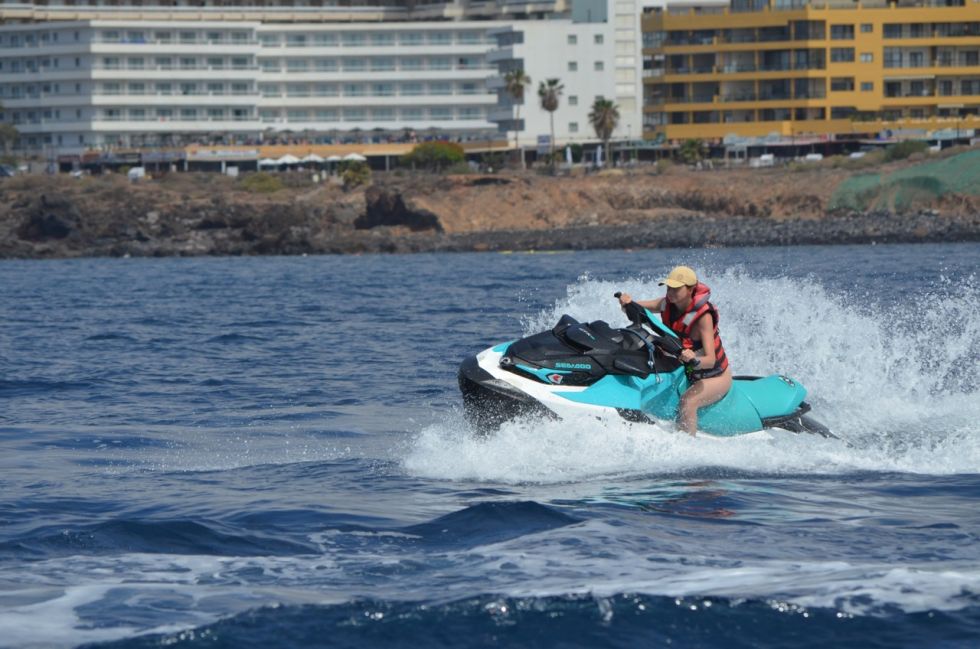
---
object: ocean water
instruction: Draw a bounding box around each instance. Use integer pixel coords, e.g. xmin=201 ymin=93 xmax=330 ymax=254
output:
xmin=0 ymin=242 xmax=978 ymax=649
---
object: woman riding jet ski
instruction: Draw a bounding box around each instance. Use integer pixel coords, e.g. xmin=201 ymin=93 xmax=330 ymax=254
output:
xmin=458 ymin=271 xmax=832 ymax=439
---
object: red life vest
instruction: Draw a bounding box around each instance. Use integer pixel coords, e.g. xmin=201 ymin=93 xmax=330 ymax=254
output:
xmin=661 ymin=282 xmax=729 ymax=374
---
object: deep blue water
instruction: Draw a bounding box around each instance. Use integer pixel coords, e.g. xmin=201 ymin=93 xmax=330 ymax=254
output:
xmin=0 ymin=243 xmax=978 ymax=648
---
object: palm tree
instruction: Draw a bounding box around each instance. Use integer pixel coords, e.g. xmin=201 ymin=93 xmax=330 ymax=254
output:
xmin=537 ymin=78 xmax=563 ymax=170
xmin=503 ymin=69 xmax=530 ymax=168
xmin=588 ymin=97 xmax=619 ymax=168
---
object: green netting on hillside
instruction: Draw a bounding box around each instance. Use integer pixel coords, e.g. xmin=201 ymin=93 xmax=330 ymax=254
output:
xmin=829 ymin=173 xmax=882 ymax=211
xmin=829 ymin=149 xmax=980 ymax=212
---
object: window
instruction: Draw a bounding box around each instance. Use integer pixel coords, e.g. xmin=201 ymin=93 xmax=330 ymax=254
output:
xmin=830 ymin=24 xmax=854 ymax=40
xmin=883 ymin=24 xmax=902 ymax=38
xmin=568 ymin=34 xmax=578 ymax=45
xmin=372 ymin=83 xmax=394 ymax=96
xmin=430 ymin=107 xmax=452 ymax=120
xmin=343 ymin=58 xmax=366 ymax=72
xmin=315 ymin=109 xmax=339 ymax=122
xmin=371 ymin=58 xmax=395 ymax=71
xmin=568 ymin=61 xmax=578 ymax=71
xmin=286 ymin=34 xmax=307 ymax=47
xmin=830 ymin=77 xmax=854 ymax=91
xmin=314 ymin=33 xmax=337 ymax=46
xmin=594 ymin=34 xmax=604 ymax=44
xmin=207 ymin=57 xmax=224 ymax=69
xmin=860 ymin=81 xmax=873 ymax=91
xmin=569 ymin=95 xmax=578 ymax=106
xmin=428 ymin=32 xmax=452 ymax=46
xmin=315 ymin=59 xmax=337 ymax=71
xmin=401 ymin=57 xmax=424 ymax=71
xmin=401 ymin=107 xmax=423 ymax=120
xmin=429 ymin=57 xmax=451 ymax=70
xmin=860 ymin=23 xmax=873 ymax=33
xmin=342 ymin=33 xmax=366 ymax=47
xmin=314 ymin=83 xmax=337 ymax=96
xmin=830 ymin=48 xmax=855 ymax=63
xmin=860 ymin=52 xmax=873 ymax=63
xmin=127 ymin=57 xmax=144 ymax=69
xmin=207 ymin=82 xmax=223 ymax=94
xmin=287 ymin=59 xmax=309 ymax=72
xmin=343 ymin=84 xmax=365 ymax=97
xmin=429 ymin=82 xmax=452 ymax=95
xmin=401 ymin=82 xmax=423 ymax=96
xmin=594 ymin=61 xmax=604 ymax=71
xmin=155 ymin=57 xmax=173 ymax=69
xmin=373 ymin=108 xmax=395 ymax=120
xmin=400 ymin=33 xmax=423 ymax=46
xmin=569 ymin=121 xmax=579 ymax=133
xmin=372 ymin=33 xmax=395 ymax=47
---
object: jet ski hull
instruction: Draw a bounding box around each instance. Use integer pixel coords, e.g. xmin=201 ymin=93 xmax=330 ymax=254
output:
xmin=459 ymin=344 xmax=835 ymax=438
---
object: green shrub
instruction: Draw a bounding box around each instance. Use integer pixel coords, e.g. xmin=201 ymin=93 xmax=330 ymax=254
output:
xmin=239 ymin=172 xmax=284 ymax=193
xmin=655 ymin=158 xmax=673 ymax=174
xmin=340 ymin=161 xmax=371 ymax=189
xmin=678 ymin=139 xmax=705 ymax=165
xmin=884 ymin=140 xmax=929 ymax=162
xmin=401 ymin=141 xmax=466 ymax=172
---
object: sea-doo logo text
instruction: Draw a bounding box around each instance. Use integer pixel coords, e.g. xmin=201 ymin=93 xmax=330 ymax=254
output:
xmin=556 ymin=362 xmax=591 ymax=370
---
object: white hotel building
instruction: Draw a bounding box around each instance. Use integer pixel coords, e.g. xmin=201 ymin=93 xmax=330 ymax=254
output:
xmin=0 ymin=0 xmax=649 ymax=155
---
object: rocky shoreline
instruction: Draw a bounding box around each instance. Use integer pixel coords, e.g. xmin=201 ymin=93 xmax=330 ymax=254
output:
xmin=2 ymin=154 xmax=978 ymax=259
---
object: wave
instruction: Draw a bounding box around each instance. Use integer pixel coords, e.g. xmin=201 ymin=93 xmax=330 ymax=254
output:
xmin=85 ymin=594 xmax=980 ymax=649
xmin=0 ymin=519 xmax=316 ymax=560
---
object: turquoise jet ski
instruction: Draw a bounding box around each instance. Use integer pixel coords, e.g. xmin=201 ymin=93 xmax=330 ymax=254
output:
xmin=458 ymin=296 xmax=833 ymax=438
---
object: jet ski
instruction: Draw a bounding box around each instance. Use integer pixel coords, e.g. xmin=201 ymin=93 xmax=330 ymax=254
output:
xmin=458 ymin=296 xmax=833 ymax=438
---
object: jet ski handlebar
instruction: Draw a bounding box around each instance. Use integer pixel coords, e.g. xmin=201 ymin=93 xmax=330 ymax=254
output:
xmin=614 ymin=292 xmax=691 ymax=365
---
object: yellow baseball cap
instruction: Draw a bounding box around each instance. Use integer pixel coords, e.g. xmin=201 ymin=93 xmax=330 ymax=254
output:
xmin=658 ymin=265 xmax=698 ymax=288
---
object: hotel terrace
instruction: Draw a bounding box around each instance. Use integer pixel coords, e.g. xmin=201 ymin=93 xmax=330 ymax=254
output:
xmin=641 ymin=0 xmax=980 ymax=142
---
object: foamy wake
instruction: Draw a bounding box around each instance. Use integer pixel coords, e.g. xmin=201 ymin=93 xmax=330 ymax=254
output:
xmin=406 ymin=268 xmax=980 ymax=482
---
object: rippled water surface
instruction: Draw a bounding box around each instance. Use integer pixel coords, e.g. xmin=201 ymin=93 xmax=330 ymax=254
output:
xmin=1 ymin=243 xmax=978 ymax=648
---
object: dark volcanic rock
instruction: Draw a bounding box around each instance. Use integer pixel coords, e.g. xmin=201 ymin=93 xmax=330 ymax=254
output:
xmin=17 ymin=194 xmax=81 ymax=241
xmin=358 ymin=186 xmax=443 ymax=232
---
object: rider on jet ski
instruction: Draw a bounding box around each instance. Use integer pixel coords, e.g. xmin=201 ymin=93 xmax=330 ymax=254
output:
xmin=618 ymin=266 xmax=732 ymax=436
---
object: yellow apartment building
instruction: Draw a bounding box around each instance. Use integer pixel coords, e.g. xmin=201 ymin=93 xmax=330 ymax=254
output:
xmin=641 ymin=0 xmax=980 ymax=142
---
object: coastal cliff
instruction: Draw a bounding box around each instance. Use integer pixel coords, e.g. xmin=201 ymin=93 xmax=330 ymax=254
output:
xmin=2 ymin=149 xmax=978 ymax=259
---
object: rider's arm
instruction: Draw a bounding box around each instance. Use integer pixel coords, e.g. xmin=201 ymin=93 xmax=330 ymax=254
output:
xmin=619 ymin=293 xmax=665 ymax=312
xmin=634 ymin=297 xmax=665 ymax=311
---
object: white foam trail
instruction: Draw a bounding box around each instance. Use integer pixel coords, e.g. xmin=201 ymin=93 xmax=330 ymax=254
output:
xmin=407 ymin=269 xmax=980 ymax=481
